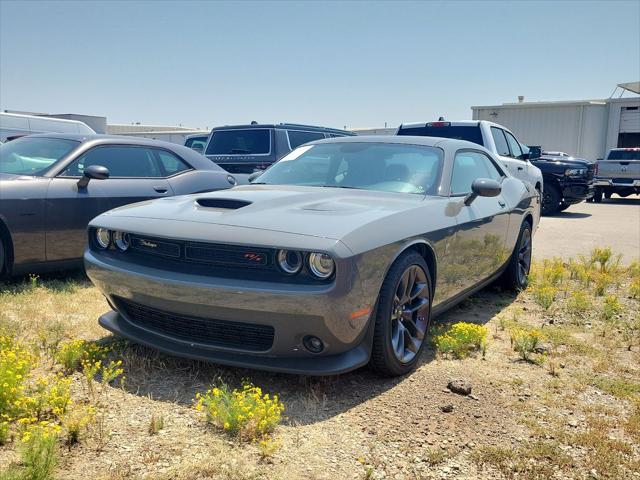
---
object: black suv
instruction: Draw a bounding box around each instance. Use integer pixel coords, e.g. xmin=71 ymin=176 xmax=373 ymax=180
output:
xmin=204 ymin=123 xmax=355 ymax=173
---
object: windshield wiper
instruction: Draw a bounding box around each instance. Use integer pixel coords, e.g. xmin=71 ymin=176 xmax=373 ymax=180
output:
xmin=230 ymin=148 xmax=251 ymax=154
xmin=320 ymin=185 xmax=361 ymax=190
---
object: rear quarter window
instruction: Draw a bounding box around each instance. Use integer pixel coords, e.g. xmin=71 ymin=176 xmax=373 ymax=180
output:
xmin=287 ymin=130 xmax=326 ymax=149
xmin=398 ymin=125 xmax=484 ymax=146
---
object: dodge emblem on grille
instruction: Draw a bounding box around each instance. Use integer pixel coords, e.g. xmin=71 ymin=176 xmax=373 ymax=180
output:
xmin=140 ymin=239 xmax=158 ymax=248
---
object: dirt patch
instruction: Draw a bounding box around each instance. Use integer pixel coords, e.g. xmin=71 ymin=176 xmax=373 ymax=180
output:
xmin=1 ymin=257 xmax=639 ymax=479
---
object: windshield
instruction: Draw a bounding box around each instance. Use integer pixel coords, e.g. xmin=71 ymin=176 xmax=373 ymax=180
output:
xmin=256 ymin=143 xmax=444 ymax=195
xmin=0 ymin=137 xmax=79 ymax=175
xmin=398 ymin=125 xmax=484 ymax=146
xmin=205 ymin=129 xmax=271 ymax=155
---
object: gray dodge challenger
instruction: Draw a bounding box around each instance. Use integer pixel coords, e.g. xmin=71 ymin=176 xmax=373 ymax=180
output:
xmin=0 ymin=134 xmax=236 ymax=276
xmin=85 ymin=136 xmax=539 ymax=376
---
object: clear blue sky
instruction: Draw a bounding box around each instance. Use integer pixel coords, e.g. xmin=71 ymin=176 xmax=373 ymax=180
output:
xmin=1 ymin=0 xmax=638 ymax=130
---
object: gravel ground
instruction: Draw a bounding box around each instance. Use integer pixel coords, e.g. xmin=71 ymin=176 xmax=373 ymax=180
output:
xmin=534 ymin=197 xmax=640 ymax=263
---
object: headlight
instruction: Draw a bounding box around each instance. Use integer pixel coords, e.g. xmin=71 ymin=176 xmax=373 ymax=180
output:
xmin=95 ymin=228 xmax=111 ymax=249
xmin=277 ymin=249 xmax=302 ymax=274
xmin=113 ymin=231 xmax=131 ymax=251
xmin=308 ymin=252 xmax=335 ymax=279
xmin=565 ymin=168 xmax=586 ymax=177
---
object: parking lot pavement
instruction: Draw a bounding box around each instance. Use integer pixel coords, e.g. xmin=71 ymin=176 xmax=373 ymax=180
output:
xmin=533 ymin=197 xmax=640 ymax=264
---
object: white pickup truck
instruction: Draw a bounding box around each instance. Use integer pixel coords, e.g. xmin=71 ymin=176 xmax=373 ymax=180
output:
xmin=397 ymin=120 xmax=544 ymax=195
xmin=593 ymin=148 xmax=640 ymax=202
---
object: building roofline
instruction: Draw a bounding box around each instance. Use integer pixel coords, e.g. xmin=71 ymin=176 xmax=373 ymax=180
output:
xmin=471 ymin=99 xmax=610 ymax=110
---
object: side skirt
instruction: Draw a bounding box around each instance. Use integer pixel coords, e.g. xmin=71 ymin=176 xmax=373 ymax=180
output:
xmin=431 ymin=264 xmax=508 ymax=318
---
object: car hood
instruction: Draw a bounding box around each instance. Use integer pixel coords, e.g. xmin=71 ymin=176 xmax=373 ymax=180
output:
xmin=536 ymin=156 xmax=593 ymax=167
xmin=96 ymin=185 xmax=428 ymax=240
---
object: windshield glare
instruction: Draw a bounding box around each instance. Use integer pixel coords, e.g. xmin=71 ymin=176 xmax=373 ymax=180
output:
xmin=0 ymin=137 xmax=79 ymax=175
xmin=256 ymin=143 xmax=443 ymax=195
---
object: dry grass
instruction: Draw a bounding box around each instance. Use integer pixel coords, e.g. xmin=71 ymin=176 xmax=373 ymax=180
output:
xmin=1 ymin=248 xmax=639 ymax=480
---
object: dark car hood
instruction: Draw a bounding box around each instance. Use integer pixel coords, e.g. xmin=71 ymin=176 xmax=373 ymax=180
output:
xmin=534 ymin=156 xmax=593 ymax=167
xmin=97 ymin=184 xmax=428 ymax=240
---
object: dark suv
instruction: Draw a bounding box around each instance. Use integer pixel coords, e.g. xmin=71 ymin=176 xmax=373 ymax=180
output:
xmin=204 ymin=123 xmax=355 ymax=173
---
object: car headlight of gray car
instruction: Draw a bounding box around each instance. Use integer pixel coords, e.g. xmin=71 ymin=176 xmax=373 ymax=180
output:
xmin=93 ymin=228 xmax=130 ymax=251
xmin=113 ymin=231 xmax=131 ymax=251
xmin=277 ymin=249 xmax=303 ymax=274
xmin=308 ymin=252 xmax=335 ymax=279
xmin=94 ymin=228 xmax=112 ymax=249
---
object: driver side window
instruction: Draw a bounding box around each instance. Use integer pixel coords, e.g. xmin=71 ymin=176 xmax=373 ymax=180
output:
xmin=62 ymin=146 xmax=162 ymax=178
xmin=451 ymin=150 xmax=503 ymax=195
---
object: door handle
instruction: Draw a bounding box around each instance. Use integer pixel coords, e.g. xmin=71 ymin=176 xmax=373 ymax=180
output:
xmin=517 ymin=166 xmax=524 ymax=171
xmin=153 ymin=186 xmax=168 ymax=194
xmin=498 ymin=200 xmax=506 ymax=208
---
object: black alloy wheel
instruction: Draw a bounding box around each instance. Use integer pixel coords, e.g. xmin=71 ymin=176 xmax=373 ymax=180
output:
xmin=390 ymin=265 xmax=430 ymax=363
xmin=370 ymin=251 xmax=432 ymax=376
xmin=501 ymin=221 xmax=533 ymax=291
xmin=516 ymin=227 xmax=532 ymax=287
xmin=0 ymin=237 xmax=4 ymax=276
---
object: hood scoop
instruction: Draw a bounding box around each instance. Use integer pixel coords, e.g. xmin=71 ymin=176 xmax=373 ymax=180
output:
xmin=196 ymin=198 xmax=252 ymax=210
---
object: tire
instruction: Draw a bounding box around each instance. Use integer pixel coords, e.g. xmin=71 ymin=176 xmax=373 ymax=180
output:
xmin=604 ymin=192 xmax=612 ymax=199
xmin=541 ymin=184 xmax=560 ymax=215
xmin=593 ymin=188 xmax=603 ymax=203
xmin=558 ymin=202 xmax=570 ymax=212
xmin=501 ymin=221 xmax=533 ymax=291
xmin=0 ymin=236 xmax=5 ymax=276
xmin=370 ymin=251 xmax=432 ymax=377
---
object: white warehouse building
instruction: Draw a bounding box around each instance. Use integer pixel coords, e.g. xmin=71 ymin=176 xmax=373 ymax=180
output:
xmin=472 ymin=82 xmax=639 ymax=161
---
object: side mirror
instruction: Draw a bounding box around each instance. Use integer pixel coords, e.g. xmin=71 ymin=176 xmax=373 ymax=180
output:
xmin=77 ymin=165 xmax=109 ymax=188
xmin=527 ymin=146 xmax=542 ymax=160
xmin=464 ymin=178 xmax=502 ymax=206
xmin=248 ymin=170 xmax=263 ymax=183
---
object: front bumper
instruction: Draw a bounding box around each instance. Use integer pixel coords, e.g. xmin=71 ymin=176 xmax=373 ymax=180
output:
xmin=561 ymin=181 xmax=594 ymax=204
xmin=85 ymin=249 xmax=375 ymax=375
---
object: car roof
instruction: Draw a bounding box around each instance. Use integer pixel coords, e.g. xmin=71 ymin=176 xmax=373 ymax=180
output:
xmin=210 ymin=123 xmax=354 ymax=135
xmin=20 ymin=133 xmax=225 ymax=172
xmin=308 ymin=134 xmax=487 ymax=151
xmin=399 ymin=120 xmax=509 ymax=130
xmin=24 ymin=133 xmax=186 ymax=148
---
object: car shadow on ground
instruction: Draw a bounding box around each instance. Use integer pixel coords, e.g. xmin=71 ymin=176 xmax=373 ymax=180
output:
xmin=106 ymin=285 xmax=519 ymax=426
xmin=546 ymin=211 xmax=591 ymax=219
xmin=598 ymin=197 xmax=640 ymax=206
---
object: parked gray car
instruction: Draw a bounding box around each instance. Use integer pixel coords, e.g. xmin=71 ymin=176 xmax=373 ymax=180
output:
xmin=0 ymin=134 xmax=237 ymax=276
xmin=85 ymin=136 xmax=539 ymax=376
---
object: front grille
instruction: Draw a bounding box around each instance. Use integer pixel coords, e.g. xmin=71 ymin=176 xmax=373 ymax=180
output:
xmin=101 ymin=235 xmax=331 ymax=284
xmin=128 ymin=235 xmax=273 ymax=270
xmin=116 ymin=297 xmax=274 ymax=352
xmin=185 ymin=243 xmax=270 ymax=268
xmin=131 ymin=236 xmax=181 ymax=258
